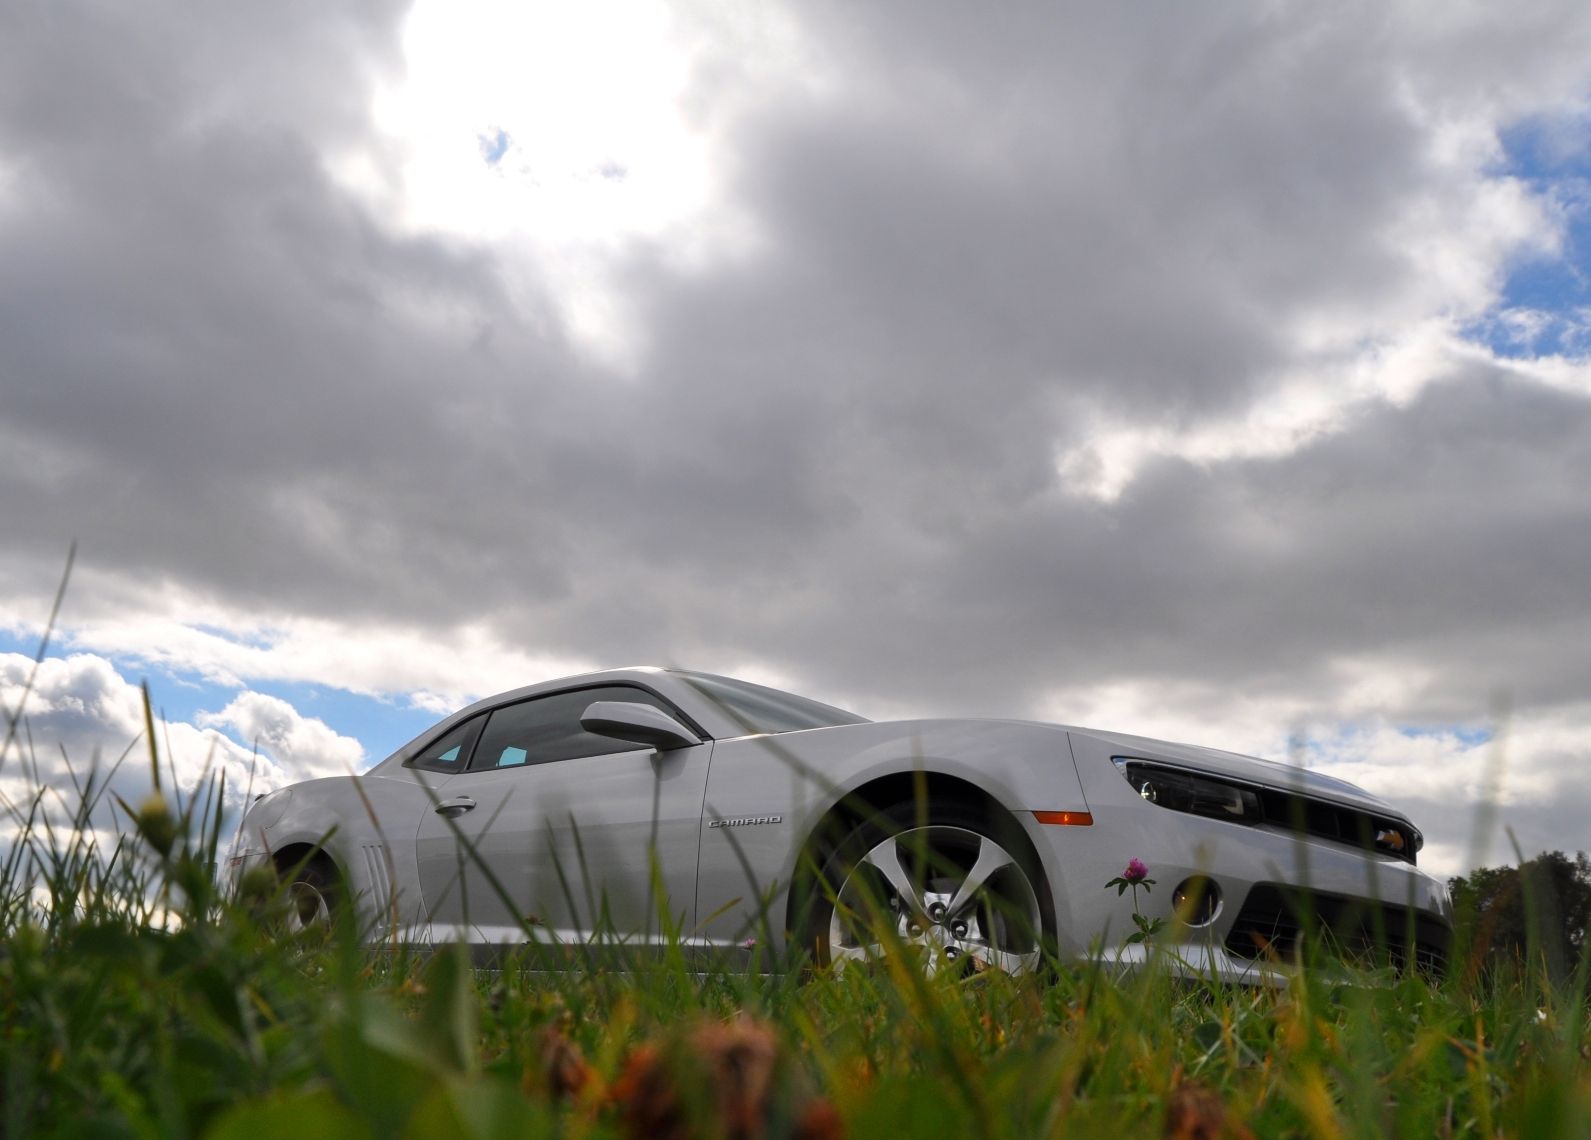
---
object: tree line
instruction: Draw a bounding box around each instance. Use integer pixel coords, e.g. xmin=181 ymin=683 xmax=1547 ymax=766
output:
xmin=1447 ymin=849 xmax=1591 ymax=980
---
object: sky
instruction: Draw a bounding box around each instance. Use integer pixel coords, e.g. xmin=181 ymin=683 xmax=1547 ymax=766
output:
xmin=3 ymin=0 xmax=1591 ymax=878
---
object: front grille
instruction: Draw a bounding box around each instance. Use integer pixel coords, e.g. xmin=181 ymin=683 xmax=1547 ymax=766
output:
xmin=1251 ymin=790 xmax=1420 ymax=865
xmin=1224 ymin=884 xmax=1450 ymax=974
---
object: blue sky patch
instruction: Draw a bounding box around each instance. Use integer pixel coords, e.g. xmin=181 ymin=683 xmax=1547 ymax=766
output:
xmin=1467 ymin=114 xmax=1591 ymax=358
xmin=1399 ymin=724 xmax=1493 ymax=748
xmin=478 ymin=127 xmax=511 ymax=166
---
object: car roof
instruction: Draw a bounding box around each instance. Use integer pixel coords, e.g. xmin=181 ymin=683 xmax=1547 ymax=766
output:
xmin=369 ymin=667 xmax=760 ymax=770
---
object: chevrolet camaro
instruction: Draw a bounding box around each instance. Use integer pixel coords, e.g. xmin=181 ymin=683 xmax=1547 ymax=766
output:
xmin=228 ymin=667 xmax=1453 ymax=978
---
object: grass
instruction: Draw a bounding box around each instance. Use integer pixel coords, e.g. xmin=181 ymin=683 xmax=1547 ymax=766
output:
xmin=3 ymin=617 xmax=1591 ymax=1135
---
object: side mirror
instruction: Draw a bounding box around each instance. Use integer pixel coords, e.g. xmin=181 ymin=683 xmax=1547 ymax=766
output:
xmin=580 ymin=701 xmax=701 ymax=752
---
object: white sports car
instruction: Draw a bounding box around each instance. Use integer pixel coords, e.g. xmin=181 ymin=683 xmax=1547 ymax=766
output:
xmin=229 ymin=667 xmax=1453 ymax=978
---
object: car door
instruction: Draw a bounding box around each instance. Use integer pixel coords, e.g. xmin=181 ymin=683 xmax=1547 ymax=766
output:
xmin=414 ymin=684 xmax=713 ymax=952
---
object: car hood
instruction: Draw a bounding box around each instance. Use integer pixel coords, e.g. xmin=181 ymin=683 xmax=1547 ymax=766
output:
xmin=1054 ymin=724 xmax=1412 ymax=820
xmin=814 ymin=716 xmax=1411 ymax=822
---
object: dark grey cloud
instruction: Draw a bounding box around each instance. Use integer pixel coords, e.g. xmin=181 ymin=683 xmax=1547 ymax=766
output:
xmin=4 ymin=0 xmax=1591 ymax=870
xmin=903 ymin=364 xmax=1591 ymax=712
xmin=0 ymin=0 xmax=578 ymax=619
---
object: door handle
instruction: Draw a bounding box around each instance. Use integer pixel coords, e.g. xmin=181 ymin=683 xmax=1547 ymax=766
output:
xmin=435 ymin=796 xmax=477 ymax=819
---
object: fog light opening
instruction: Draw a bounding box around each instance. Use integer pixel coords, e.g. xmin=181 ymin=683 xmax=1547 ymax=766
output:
xmin=1172 ymin=876 xmax=1222 ymax=927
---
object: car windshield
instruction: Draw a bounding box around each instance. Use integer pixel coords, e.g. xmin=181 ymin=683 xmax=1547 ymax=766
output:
xmin=678 ymin=671 xmax=868 ymax=736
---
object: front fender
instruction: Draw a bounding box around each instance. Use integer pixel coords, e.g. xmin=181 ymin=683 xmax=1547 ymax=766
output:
xmin=818 ymin=719 xmax=1090 ymax=814
xmin=233 ymin=773 xmax=433 ymax=935
xmin=694 ymin=719 xmax=1089 ymax=952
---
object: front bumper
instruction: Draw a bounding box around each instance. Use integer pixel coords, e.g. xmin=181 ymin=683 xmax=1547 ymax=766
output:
xmin=1027 ymin=794 xmax=1453 ymax=981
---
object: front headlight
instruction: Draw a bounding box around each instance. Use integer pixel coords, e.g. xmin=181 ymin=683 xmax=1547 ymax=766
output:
xmin=1113 ymin=757 xmax=1423 ymax=863
xmin=1114 ymin=760 xmax=1261 ymax=822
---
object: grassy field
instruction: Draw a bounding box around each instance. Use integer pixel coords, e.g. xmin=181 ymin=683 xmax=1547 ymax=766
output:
xmin=3 ymin=686 xmax=1590 ymax=1138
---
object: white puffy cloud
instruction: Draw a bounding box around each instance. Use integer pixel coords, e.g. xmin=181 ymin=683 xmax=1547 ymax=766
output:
xmin=0 ymin=653 xmax=360 ymax=828
xmin=197 ymin=691 xmax=364 ymax=782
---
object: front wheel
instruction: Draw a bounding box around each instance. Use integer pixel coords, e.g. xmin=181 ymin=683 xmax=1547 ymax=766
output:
xmin=802 ymin=806 xmax=1046 ymax=977
xmin=281 ymin=857 xmax=342 ymax=935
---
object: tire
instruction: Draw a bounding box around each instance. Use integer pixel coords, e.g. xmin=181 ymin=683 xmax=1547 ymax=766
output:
xmin=797 ymin=801 xmax=1046 ymax=977
xmin=281 ymin=855 xmax=342 ymax=935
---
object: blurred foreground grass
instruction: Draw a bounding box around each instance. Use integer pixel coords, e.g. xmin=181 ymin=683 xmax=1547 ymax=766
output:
xmin=3 ymin=667 xmax=1589 ymax=1137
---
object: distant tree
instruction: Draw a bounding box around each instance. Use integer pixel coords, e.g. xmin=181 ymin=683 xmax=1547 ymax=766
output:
xmin=1448 ymin=850 xmax=1591 ymax=980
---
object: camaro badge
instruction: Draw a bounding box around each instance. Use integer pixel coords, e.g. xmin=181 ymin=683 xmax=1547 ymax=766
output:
xmin=708 ymin=815 xmax=783 ymax=828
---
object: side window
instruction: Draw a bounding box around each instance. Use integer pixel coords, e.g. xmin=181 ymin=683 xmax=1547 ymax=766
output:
xmin=405 ymin=715 xmax=485 ymax=774
xmin=466 ymin=685 xmax=677 ymax=772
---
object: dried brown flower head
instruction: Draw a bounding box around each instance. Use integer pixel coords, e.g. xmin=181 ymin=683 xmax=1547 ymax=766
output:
xmin=1164 ymin=1082 xmax=1254 ymax=1140
xmin=611 ymin=1015 xmax=842 ymax=1140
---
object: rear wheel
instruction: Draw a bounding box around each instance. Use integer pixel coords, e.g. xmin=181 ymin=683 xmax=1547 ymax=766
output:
xmin=802 ymin=804 xmax=1045 ymax=977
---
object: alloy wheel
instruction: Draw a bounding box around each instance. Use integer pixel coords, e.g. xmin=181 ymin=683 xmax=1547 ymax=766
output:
xmin=827 ymin=825 xmax=1042 ymax=976
xmin=284 ymin=878 xmax=331 ymax=933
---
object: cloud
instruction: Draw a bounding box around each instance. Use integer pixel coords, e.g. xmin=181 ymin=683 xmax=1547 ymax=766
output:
xmin=1 ymin=652 xmax=262 ymax=860
xmin=2 ymin=652 xmax=147 ymax=763
xmin=20 ymin=603 xmax=595 ymax=716
xmin=197 ymin=692 xmax=365 ymax=782
xmin=3 ymin=0 xmax=1591 ymax=874
xmin=0 ymin=653 xmax=358 ymax=819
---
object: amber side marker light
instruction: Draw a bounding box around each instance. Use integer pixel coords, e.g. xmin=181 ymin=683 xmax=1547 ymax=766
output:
xmin=1033 ymin=810 xmax=1094 ymax=826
